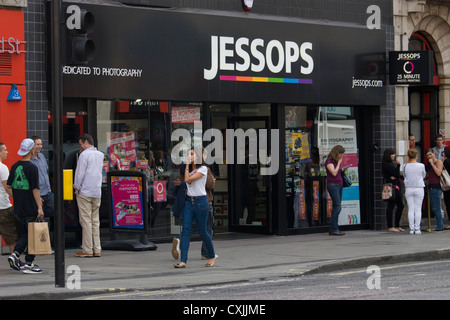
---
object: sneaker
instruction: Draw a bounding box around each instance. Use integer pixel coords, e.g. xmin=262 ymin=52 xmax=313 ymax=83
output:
xmin=23 ymin=263 xmax=42 ymax=274
xmin=171 ymin=238 xmax=180 ymax=260
xmin=93 ymin=252 xmax=101 ymax=257
xmin=8 ymin=253 xmax=20 ymax=271
xmin=415 ymin=229 xmax=422 ymax=235
xmin=410 ymin=229 xmax=415 ymax=235
xmin=74 ymin=251 xmax=93 ymax=258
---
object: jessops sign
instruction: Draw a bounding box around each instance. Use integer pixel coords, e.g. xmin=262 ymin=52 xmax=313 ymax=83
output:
xmin=61 ymin=3 xmax=386 ymax=106
xmin=389 ymin=51 xmax=434 ymax=85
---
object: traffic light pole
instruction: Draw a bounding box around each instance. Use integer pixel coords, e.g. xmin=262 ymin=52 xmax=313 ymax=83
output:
xmin=51 ymin=0 xmax=65 ymax=288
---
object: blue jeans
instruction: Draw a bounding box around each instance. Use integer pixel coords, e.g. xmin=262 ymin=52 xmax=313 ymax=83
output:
xmin=178 ymin=204 xmax=214 ymax=258
xmin=327 ymin=183 xmax=343 ymax=233
xmin=429 ymin=188 xmax=443 ymax=230
xmin=42 ymin=192 xmax=54 ymax=218
xmin=180 ymin=196 xmax=215 ymax=263
xmin=201 ymin=204 xmax=214 ymax=258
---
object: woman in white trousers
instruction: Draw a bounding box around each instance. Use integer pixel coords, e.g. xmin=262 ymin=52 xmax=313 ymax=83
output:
xmin=402 ymin=149 xmax=426 ymax=234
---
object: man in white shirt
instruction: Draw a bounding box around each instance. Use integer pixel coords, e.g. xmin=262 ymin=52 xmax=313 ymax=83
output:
xmin=0 ymin=142 xmax=18 ymax=254
xmin=73 ymin=134 xmax=104 ymax=258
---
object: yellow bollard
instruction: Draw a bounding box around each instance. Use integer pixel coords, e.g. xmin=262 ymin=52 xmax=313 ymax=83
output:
xmin=63 ymin=169 xmax=73 ymax=200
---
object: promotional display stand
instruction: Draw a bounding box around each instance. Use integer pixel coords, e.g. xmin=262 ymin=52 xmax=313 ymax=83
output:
xmin=102 ymin=171 xmax=157 ymax=251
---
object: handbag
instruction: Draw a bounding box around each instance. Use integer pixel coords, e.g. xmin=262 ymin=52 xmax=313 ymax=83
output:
xmin=381 ymin=183 xmax=395 ymax=202
xmin=28 ymin=219 xmax=52 ymax=255
xmin=440 ymin=167 xmax=450 ymax=191
xmin=341 ymin=171 xmax=352 ymax=188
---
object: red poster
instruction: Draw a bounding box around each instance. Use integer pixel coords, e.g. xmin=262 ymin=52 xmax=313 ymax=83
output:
xmin=153 ymin=180 xmax=167 ymax=202
xmin=312 ymin=181 xmax=319 ymax=221
xmin=136 ymin=160 xmax=149 ymax=170
xmin=326 ymin=190 xmax=333 ymax=218
xmin=171 ymin=106 xmax=201 ymax=123
xmin=299 ymin=180 xmax=306 ymax=220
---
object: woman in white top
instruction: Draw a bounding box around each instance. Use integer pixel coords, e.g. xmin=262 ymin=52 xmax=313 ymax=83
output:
xmin=174 ymin=148 xmax=216 ymax=268
xmin=402 ymin=148 xmax=426 ymax=234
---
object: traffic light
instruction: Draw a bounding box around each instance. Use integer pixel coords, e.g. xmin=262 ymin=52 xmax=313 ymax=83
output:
xmin=66 ymin=6 xmax=95 ymax=65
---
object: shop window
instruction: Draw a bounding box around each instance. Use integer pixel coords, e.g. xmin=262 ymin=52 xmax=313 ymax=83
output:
xmin=97 ymin=100 xmax=202 ymax=238
xmin=285 ymin=106 xmax=360 ymax=229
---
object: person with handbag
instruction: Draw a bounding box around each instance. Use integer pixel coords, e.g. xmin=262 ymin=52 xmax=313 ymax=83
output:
xmin=381 ymin=149 xmax=405 ymax=232
xmin=425 ymin=148 xmax=444 ymax=231
xmin=171 ymin=149 xmax=216 ymax=261
xmin=6 ymin=138 xmax=44 ymax=274
xmin=174 ymin=148 xmax=216 ymax=268
xmin=402 ymin=148 xmax=426 ymax=234
xmin=325 ymin=145 xmax=347 ymax=236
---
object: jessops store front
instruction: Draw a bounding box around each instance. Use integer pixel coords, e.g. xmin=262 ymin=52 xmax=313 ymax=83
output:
xmin=59 ymin=2 xmax=386 ymax=239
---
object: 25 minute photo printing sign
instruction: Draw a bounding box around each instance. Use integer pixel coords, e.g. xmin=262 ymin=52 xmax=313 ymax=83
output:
xmin=389 ymin=51 xmax=434 ymax=85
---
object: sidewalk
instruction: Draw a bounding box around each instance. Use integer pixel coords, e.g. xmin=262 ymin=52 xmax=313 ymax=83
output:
xmin=1 ymin=229 xmax=450 ymax=300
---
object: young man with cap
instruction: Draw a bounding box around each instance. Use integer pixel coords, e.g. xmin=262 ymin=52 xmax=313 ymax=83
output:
xmin=7 ymin=138 xmax=44 ymax=274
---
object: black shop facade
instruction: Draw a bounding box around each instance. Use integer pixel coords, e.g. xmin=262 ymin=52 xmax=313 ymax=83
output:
xmin=58 ymin=2 xmax=388 ymax=240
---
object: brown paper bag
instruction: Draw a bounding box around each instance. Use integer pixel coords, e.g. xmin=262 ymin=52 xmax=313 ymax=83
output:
xmin=28 ymin=221 xmax=52 ymax=255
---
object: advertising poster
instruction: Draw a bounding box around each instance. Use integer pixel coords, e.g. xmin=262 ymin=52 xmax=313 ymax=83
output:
xmin=319 ymin=119 xmax=360 ymax=226
xmin=171 ymin=106 xmax=201 ymax=123
xmin=312 ymin=180 xmax=319 ymax=221
xmin=136 ymin=160 xmax=149 ymax=171
xmin=153 ymin=180 xmax=167 ymax=202
xmin=286 ymin=131 xmax=311 ymax=163
xmin=299 ymin=180 xmax=306 ymax=220
xmin=107 ymin=131 xmax=137 ymax=167
xmin=326 ymin=191 xmax=332 ymax=218
xmin=110 ymin=176 xmax=144 ymax=230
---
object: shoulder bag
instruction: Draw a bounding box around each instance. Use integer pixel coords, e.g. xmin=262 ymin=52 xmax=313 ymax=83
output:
xmin=440 ymin=166 xmax=450 ymax=191
xmin=381 ymin=183 xmax=395 ymax=202
xmin=341 ymin=171 xmax=352 ymax=188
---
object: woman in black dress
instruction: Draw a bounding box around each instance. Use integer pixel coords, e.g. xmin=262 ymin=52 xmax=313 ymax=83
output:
xmin=381 ymin=148 xmax=405 ymax=232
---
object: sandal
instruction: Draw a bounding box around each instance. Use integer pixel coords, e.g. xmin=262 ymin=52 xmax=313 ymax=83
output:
xmin=174 ymin=262 xmax=186 ymax=268
xmin=205 ymin=257 xmax=217 ymax=267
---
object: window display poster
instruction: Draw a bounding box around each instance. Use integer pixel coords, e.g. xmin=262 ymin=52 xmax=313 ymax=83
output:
xmin=286 ymin=131 xmax=311 ymax=163
xmin=312 ymin=180 xmax=319 ymax=221
xmin=153 ymin=180 xmax=167 ymax=202
xmin=107 ymin=131 xmax=137 ymax=167
xmin=172 ymin=106 xmax=201 ymax=123
xmin=319 ymin=119 xmax=360 ymax=226
xmin=102 ymin=161 xmax=109 ymax=183
xmin=299 ymin=180 xmax=306 ymax=220
xmin=110 ymin=176 xmax=144 ymax=229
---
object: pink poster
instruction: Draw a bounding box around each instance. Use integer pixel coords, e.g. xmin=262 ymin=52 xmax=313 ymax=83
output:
xmin=107 ymin=132 xmax=137 ymax=167
xmin=111 ymin=176 xmax=144 ymax=229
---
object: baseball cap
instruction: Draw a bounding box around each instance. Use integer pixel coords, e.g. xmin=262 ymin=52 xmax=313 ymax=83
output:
xmin=18 ymin=138 xmax=34 ymax=156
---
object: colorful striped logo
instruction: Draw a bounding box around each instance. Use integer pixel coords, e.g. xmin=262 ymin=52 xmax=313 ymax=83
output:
xmin=220 ymin=75 xmax=313 ymax=84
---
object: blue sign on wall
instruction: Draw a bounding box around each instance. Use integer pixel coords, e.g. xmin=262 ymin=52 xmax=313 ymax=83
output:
xmin=7 ymin=84 xmax=22 ymax=102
